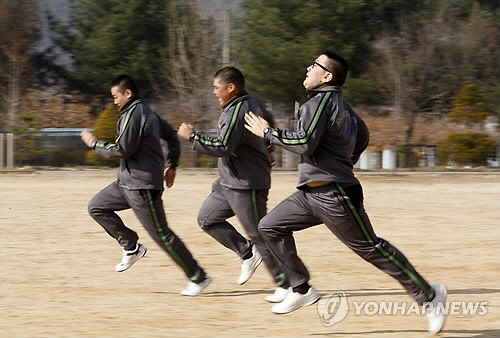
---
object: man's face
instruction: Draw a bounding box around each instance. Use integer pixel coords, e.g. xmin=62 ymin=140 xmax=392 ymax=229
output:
xmin=303 ymin=54 xmax=332 ymax=90
xmin=213 ymin=78 xmax=234 ymax=106
xmin=111 ymin=86 xmax=132 ymax=110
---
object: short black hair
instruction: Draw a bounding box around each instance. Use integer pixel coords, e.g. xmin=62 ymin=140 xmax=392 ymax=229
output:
xmin=214 ymin=66 xmax=245 ymax=89
xmin=322 ymin=51 xmax=348 ymax=86
xmin=111 ymin=74 xmax=139 ymax=96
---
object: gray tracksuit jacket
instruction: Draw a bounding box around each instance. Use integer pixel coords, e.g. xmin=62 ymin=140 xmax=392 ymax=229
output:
xmin=264 ymin=86 xmax=369 ymax=188
xmin=93 ymin=98 xmax=180 ymax=190
xmin=190 ymin=93 xmax=273 ymax=190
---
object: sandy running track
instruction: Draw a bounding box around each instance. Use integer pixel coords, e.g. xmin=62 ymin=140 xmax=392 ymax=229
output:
xmin=0 ymin=171 xmax=499 ymax=337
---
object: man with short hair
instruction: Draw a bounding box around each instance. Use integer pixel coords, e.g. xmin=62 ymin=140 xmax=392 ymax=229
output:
xmin=81 ymin=74 xmax=211 ymax=296
xmin=178 ymin=66 xmax=290 ymax=302
xmin=244 ymin=52 xmax=447 ymax=334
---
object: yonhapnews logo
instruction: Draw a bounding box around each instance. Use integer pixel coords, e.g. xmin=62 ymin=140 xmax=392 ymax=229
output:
xmin=317 ymin=291 xmax=488 ymax=326
xmin=317 ymin=291 xmax=349 ymax=326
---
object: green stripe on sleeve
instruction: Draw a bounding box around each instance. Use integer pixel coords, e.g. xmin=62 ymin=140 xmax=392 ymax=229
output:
xmin=114 ymin=105 xmax=136 ymax=145
xmin=223 ymin=101 xmax=242 ymax=145
xmin=97 ymin=105 xmax=137 ymax=150
xmin=279 ymin=92 xmax=331 ymax=145
xmin=195 ymin=101 xmax=242 ymax=147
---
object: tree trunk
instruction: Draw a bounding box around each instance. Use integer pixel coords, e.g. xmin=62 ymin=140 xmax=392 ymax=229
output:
xmin=401 ymin=112 xmax=417 ymax=168
xmin=7 ymin=59 xmax=21 ymax=130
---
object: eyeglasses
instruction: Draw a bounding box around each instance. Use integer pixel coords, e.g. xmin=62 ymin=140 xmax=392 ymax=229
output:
xmin=312 ymin=61 xmax=332 ymax=73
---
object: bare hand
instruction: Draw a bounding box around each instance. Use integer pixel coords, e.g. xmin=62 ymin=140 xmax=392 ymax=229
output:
xmin=164 ymin=168 xmax=176 ymax=188
xmin=178 ymin=122 xmax=194 ymax=140
xmin=269 ymin=152 xmax=277 ymax=167
xmin=244 ymin=112 xmax=270 ymax=138
xmin=80 ymin=130 xmax=96 ymax=147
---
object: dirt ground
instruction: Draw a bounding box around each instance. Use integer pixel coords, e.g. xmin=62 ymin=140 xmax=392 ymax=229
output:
xmin=0 ymin=170 xmax=499 ymax=338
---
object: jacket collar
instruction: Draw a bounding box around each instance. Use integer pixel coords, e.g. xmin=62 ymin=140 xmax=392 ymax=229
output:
xmin=222 ymin=91 xmax=248 ymax=109
xmin=306 ymin=85 xmax=342 ymax=97
xmin=120 ymin=98 xmax=142 ymax=113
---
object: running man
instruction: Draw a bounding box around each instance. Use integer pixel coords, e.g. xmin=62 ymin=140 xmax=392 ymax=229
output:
xmin=244 ymin=52 xmax=447 ymax=334
xmin=178 ymin=66 xmax=290 ymax=303
xmin=81 ymin=75 xmax=211 ymax=296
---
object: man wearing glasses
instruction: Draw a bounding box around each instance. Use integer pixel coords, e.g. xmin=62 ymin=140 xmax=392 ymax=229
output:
xmin=244 ymin=52 xmax=447 ymax=334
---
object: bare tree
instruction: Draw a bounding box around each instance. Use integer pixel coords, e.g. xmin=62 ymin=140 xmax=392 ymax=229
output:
xmin=158 ymin=0 xmax=221 ymax=130
xmin=455 ymin=4 xmax=500 ymax=111
xmin=0 ymin=0 xmax=38 ymax=130
xmin=371 ymin=2 xmax=472 ymax=166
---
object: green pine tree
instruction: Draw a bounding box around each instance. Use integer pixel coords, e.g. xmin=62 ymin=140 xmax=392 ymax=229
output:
xmin=438 ymin=132 xmax=496 ymax=166
xmin=234 ymin=0 xmax=429 ymax=105
xmin=48 ymin=0 xmax=171 ymax=96
xmin=449 ymin=84 xmax=489 ymax=129
xmin=85 ymin=104 xmax=120 ymax=167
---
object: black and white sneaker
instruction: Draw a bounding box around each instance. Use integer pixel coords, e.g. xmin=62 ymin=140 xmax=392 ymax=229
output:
xmin=115 ymin=243 xmax=147 ymax=272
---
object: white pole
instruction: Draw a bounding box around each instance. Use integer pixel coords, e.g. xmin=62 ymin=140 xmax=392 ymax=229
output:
xmin=6 ymin=133 xmax=14 ymax=168
xmin=222 ymin=10 xmax=231 ymax=66
xmin=0 ymin=134 xmax=4 ymax=169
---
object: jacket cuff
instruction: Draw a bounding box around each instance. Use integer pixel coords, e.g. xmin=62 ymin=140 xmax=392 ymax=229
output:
xmin=189 ymin=132 xmax=196 ymax=142
xmin=264 ymin=128 xmax=274 ymax=142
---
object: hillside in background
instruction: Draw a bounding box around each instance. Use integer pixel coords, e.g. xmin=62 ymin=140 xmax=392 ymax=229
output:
xmin=197 ymin=0 xmax=242 ymax=38
xmin=39 ymin=0 xmax=242 ymax=40
xmin=196 ymin=0 xmax=242 ymax=18
xmin=36 ymin=0 xmax=243 ymax=77
xmin=39 ymin=0 xmax=242 ymax=19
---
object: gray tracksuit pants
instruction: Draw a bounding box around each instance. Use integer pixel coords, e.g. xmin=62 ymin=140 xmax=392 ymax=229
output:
xmin=258 ymin=183 xmax=434 ymax=305
xmin=197 ymin=179 xmax=288 ymax=288
xmin=88 ymin=181 xmax=206 ymax=283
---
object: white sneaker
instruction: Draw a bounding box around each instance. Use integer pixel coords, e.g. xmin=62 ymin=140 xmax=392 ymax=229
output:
xmin=180 ymin=275 xmax=212 ymax=296
xmin=272 ymin=286 xmax=318 ymax=314
xmin=425 ymin=283 xmax=448 ymax=334
xmin=237 ymin=246 xmax=262 ymax=285
xmin=265 ymin=287 xmax=290 ymax=303
xmin=115 ymin=243 xmax=147 ymax=272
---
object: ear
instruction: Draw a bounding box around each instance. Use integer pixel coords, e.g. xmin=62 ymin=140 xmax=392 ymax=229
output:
xmin=322 ymin=72 xmax=334 ymax=84
xmin=227 ymin=83 xmax=236 ymax=94
xmin=124 ymin=89 xmax=133 ymax=99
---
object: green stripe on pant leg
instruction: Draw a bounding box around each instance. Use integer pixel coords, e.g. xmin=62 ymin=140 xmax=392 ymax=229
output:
xmin=251 ymin=190 xmax=260 ymax=225
xmin=146 ymin=190 xmax=199 ymax=283
xmin=270 ymin=255 xmax=289 ymax=288
xmin=335 ymin=184 xmax=434 ymax=300
xmin=252 ymin=190 xmax=289 ymax=288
